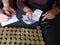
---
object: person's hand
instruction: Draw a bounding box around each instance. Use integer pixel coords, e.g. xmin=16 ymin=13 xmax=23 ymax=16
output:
xmin=0 ymin=13 xmax=10 ymax=22
xmin=26 ymin=11 xmax=33 ymax=19
xmin=23 ymin=6 xmax=33 ymax=19
xmin=2 ymin=5 xmax=16 ymax=16
xmin=42 ymin=8 xmax=58 ymax=21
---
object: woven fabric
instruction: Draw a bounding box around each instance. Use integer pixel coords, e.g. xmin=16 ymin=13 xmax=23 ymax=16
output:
xmin=0 ymin=27 xmax=45 ymax=45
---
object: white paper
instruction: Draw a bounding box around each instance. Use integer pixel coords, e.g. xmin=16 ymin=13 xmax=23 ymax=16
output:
xmin=1 ymin=15 xmax=19 ymax=27
xmin=22 ymin=9 xmax=43 ymax=24
xmin=22 ymin=15 xmax=35 ymax=24
xmin=22 ymin=15 xmax=32 ymax=24
xmin=32 ymin=9 xmax=43 ymax=21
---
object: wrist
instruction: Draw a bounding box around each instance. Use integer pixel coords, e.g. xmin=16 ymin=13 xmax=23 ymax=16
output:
xmin=23 ymin=6 xmax=33 ymax=13
xmin=26 ymin=10 xmax=33 ymax=13
xmin=4 ymin=3 xmax=9 ymax=7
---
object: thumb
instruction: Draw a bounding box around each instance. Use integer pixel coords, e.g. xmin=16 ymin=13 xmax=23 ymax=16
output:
xmin=42 ymin=16 xmax=47 ymax=21
xmin=42 ymin=12 xmax=48 ymax=16
xmin=4 ymin=10 xmax=10 ymax=15
xmin=2 ymin=9 xmax=10 ymax=15
xmin=26 ymin=12 xmax=32 ymax=19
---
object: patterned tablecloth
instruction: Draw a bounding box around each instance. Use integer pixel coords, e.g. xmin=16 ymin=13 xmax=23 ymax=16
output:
xmin=0 ymin=27 xmax=45 ymax=45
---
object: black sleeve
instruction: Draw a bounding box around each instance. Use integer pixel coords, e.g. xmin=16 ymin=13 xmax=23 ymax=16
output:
xmin=56 ymin=0 xmax=60 ymax=8
xmin=0 ymin=0 xmax=3 ymax=9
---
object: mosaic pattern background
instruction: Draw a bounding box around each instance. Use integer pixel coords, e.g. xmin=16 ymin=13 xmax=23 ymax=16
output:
xmin=0 ymin=27 xmax=45 ymax=45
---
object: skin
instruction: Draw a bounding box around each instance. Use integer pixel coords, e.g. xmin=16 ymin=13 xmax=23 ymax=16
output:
xmin=2 ymin=0 xmax=16 ymax=15
xmin=23 ymin=6 xmax=59 ymax=21
xmin=0 ymin=0 xmax=16 ymax=22
xmin=0 ymin=12 xmax=10 ymax=22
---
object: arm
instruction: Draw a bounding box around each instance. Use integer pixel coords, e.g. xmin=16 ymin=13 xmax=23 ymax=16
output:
xmin=2 ymin=0 xmax=9 ymax=6
xmin=17 ymin=0 xmax=33 ymax=18
xmin=17 ymin=0 xmax=33 ymax=13
xmin=2 ymin=0 xmax=16 ymax=15
xmin=0 ymin=0 xmax=16 ymax=22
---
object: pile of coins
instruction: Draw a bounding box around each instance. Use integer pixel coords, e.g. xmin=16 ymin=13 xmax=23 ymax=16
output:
xmin=0 ymin=27 xmax=45 ymax=45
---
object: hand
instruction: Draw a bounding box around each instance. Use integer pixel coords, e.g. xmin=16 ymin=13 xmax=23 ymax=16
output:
xmin=26 ymin=11 xmax=33 ymax=19
xmin=42 ymin=8 xmax=58 ymax=21
xmin=2 ymin=5 xmax=16 ymax=16
xmin=23 ymin=6 xmax=33 ymax=19
xmin=0 ymin=13 xmax=10 ymax=22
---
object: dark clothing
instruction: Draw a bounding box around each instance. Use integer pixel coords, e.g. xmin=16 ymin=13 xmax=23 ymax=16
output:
xmin=16 ymin=0 xmax=60 ymax=45
xmin=0 ymin=9 xmax=60 ymax=45
xmin=0 ymin=9 xmax=41 ymax=28
xmin=17 ymin=0 xmax=60 ymax=11
xmin=0 ymin=0 xmax=60 ymax=45
xmin=0 ymin=0 xmax=3 ymax=9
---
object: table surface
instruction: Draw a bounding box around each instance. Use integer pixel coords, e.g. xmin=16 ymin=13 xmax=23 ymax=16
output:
xmin=0 ymin=27 xmax=45 ymax=45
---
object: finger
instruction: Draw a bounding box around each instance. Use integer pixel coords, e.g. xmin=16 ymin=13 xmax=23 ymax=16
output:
xmin=32 ymin=13 xmax=36 ymax=17
xmin=42 ymin=12 xmax=48 ymax=16
xmin=0 ymin=16 xmax=10 ymax=22
xmin=5 ymin=11 xmax=10 ymax=15
xmin=2 ymin=8 xmax=7 ymax=11
xmin=2 ymin=9 xmax=10 ymax=15
xmin=1 ymin=18 xmax=9 ymax=22
xmin=42 ymin=16 xmax=47 ymax=21
xmin=27 ymin=14 xmax=32 ymax=17
xmin=3 ymin=15 xmax=10 ymax=19
xmin=10 ymin=9 xmax=16 ymax=15
xmin=26 ymin=13 xmax=32 ymax=19
xmin=12 ymin=9 xmax=16 ymax=15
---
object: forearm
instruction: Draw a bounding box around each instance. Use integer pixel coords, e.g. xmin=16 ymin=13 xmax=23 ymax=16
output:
xmin=2 ymin=0 xmax=9 ymax=6
xmin=23 ymin=6 xmax=33 ymax=13
xmin=17 ymin=0 xmax=32 ymax=13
